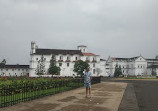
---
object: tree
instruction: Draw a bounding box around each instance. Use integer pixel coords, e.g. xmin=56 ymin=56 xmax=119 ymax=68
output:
xmin=48 ymin=55 xmax=61 ymax=75
xmin=114 ymin=64 xmax=119 ymax=77
xmin=73 ymin=60 xmax=89 ymax=77
xmin=118 ymin=65 xmax=123 ymax=77
xmin=155 ymin=55 xmax=158 ymax=59
xmin=35 ymin=55 xmax=46 ymax=75
xmin=152 ymin=70 xmax=157 ymax=76
xmin=114 ymin=64 xmax=123 ymax=77
xmin=1 ymin=59 xmax=6 ymax=65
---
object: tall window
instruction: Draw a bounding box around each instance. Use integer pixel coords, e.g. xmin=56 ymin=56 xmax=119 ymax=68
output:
xmin=36 ymin=58 xmax=38 ymax=61
xmin=67 ymin=63 xmax=69 ymax=67
xmin=93 ymin=69 xmax=95 ymax=74
xmin=76 ymin=57 xmax=78 ymax=61
xmin=60 ymin=56 xmax=63 ymax=60
xmin=93 ymin=64 xmax=95 ymax=67
xmin=59 ymin=63 xmax=62 ymax=67
xmin=67 ymin=56 xmax=70 ymax=60
xmin=93 ymin=57 xmax=96 ymax=61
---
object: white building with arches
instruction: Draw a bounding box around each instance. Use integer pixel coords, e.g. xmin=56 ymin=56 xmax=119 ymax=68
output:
xmin=107 ymin=56 xmax=158 ymax=76
xmin=29 ymin=42 xmax=108 ymax=77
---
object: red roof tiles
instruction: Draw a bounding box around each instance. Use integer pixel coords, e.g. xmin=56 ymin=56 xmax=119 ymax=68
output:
xmin=82 ymin=53 xmax=97 ymax=56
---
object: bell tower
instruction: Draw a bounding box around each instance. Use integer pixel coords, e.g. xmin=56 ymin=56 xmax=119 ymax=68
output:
xmin=31 ymin=41 xmax=38 ymax=54
xmin=77 ymin=45 xmax=87 ymax=52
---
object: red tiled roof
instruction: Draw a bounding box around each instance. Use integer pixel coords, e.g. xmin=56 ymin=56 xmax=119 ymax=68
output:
xmin=111 ymin=58 xmax=116 ymax=60
xmin=82 ymin=53 xmax=97 ymax=56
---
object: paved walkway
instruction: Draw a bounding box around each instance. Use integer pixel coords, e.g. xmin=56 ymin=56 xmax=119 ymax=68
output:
xmin=1 ymin=82 xmax=127 ymax=111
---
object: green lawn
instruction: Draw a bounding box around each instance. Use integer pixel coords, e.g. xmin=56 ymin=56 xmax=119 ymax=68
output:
xmin=0 ymin=84 xmax=83 ymax=107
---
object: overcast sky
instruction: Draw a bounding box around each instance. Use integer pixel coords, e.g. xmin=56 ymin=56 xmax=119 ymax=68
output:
xmin=0 ymin=0 xmax=158 ymax=64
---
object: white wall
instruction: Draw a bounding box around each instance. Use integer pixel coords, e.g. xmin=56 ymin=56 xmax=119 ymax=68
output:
xmin=0 ymin=68 xmax=29 ymax=76
xmin=106 ymin=56 xmax=149 ymax=76
xmin=29 ymin=53 xmax=106 ymax=77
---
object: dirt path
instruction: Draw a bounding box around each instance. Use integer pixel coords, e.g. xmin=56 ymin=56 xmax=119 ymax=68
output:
xmin=1 ymin=82 xmax=127 ymax=111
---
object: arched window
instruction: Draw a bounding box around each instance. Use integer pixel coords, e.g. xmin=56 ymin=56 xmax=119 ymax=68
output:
xmin=60 ymin=56 xmax=62 ymax=60
xmin=67 ymin=63 xmax=69 ymax=67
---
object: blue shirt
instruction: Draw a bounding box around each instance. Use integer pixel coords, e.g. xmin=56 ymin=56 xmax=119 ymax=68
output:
xmin=84 ymin=72 xmax=91 ymax=83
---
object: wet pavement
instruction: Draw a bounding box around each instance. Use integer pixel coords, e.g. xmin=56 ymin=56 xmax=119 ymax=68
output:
xmin=103 ymin=79 xmax=158 ymax=111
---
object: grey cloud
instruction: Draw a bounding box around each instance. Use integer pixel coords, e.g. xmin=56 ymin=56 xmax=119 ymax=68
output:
xmin=0 ymin=0 xmax=158 ymax=64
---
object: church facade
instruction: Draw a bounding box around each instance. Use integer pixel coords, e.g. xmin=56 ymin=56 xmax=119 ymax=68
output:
xmin=106 ymin=56 xmax=158 ymax=76
xmin=29 ymin=42 xmax=108 ymax=77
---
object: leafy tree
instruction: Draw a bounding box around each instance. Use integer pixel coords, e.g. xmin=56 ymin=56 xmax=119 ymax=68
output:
xmin=155 ymin=55 xmax=158 ymax=59
xmin=114 ymin=64 xmax=119 ymax=77
xmin=1 ymin=59 xmax=6 ymax=65
xmin=48 ymin=55 xmax=61 ymax=75
xmin=73 ymin=60 xmax=89 ymax=77
xmin=118 ymin=65 xmax=123 ymax=77
xmin=151 ymin=70 xmax=157 ymax=76
xmin=114 ymin=64 xmax=123 ymax=77
xmin=35 ymin=55 xmax=46 ymax=75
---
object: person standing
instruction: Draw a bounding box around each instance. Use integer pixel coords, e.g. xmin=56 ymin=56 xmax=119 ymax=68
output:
xmin=84 ymin=67 xmax=92 ymax=98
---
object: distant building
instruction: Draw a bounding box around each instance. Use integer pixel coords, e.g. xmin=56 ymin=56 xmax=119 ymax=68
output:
xmin=29 ymin=42 xmax=108 ymax=77
xmin=0 ymin=64 xmax=29 ymax=76
xmin=107 ymin=56 xmax=158 ymax=76
xmin=146 ymin=59 xmax=158 ymax=75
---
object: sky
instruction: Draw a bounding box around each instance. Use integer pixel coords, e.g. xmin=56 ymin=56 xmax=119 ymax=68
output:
xmin=0 ymin=0 xmax=158 ymax=64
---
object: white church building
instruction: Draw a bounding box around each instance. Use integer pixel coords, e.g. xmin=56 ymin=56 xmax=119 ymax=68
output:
xmin=106 ymin=56 xmax=158 ymax=76
xmin=29 ymin=42 xmax=108 ymax=77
